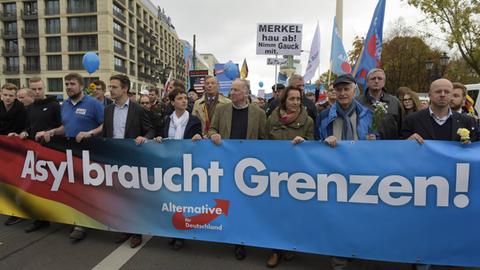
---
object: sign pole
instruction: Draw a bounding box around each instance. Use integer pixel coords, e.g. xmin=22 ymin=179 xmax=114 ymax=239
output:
xmin=274 ymin=53 xmax=278 ymax=93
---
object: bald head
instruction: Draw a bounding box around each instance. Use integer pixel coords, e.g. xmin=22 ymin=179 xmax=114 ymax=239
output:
xmin=429 ymin=79 xmax=453 ymax=108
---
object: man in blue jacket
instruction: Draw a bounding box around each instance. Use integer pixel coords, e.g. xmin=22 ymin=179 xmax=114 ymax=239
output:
xmin=316 ymin=74 xmax=374 ymax=147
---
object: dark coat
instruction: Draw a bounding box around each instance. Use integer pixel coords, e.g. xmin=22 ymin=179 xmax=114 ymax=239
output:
xmin=23 ymin=96 xmax=61 ymax=139
xmin=0 ymin=99 xmax=26 ymax=135
xmin=103 ymin=101 xmax=155 ymax=139
xmin=356 ymin=89 xmax=404 ymax=139
xmin=402 ymin=109 xmax=478 ymax=142
xmin=161 ymin=113 xmax=202 ymax=139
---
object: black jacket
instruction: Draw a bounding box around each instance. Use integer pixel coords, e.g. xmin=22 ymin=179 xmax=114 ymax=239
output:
xmin=0 ymin=99 xmax=27 ymax=135
xmin=23 ymin=96 xmax=61 ymax=139
xmin=402 ymin=109 xmax=478 ymax=142
xmin=356 ymin=89 xmax=404 ymax=139
xmin=161 ymin=113 xmax=202 ymax=139
xmin=103 ymin=101 xmax=155 ymax=139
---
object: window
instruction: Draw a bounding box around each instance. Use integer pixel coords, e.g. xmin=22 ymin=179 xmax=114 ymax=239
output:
xmin=68 ymin=35 xmax=98 ymax=51
xmin=46 ymin=37 xmax=61 ymax=52
xmin=24 ymin=21 xmax=38 ymax=34
xmin=45 ymin=0 xmax=60 ymax=15
xmin=25 ymin=39 xmax=39 ymax=50
xmin=46 ymin=18 xmax=60 ymax=34
xmin=113 ymin=4 xmax=123 ymax=14
xmin=113 ymin=21 xmax=123 ymax=32
xmin=3 ymin=3 xmax=16 ymax=16
xmin=114 ymin=57 xmax=123 ymax=67
xmin=67 ymin=0 xmax=96 ymax=13
xmin=24 ymin=2 xmax=38 ymax=15
xmin=69 ymin=55 xmax=83 ymax=69
xmin=47 ymin=78 xmax=63 ymax=92
xmin=68 ymin=16 xmax=97 ymax=32
xmin=5 ymin=40 xmax=18 ymax=51
xmin=5 ymin=22 xmax=17 ymax=34
xmin=47 ymin=55 xmax=62 ymax=70
xmin=6 ymin=79 xmax=20 ymax=88
xmin=25 ymin=56 xmax=40 ymax=70
xmin=114 ymin=39 xmax=124 ymax=50
xmin=6 ymin=57 xmax=19 ymax=68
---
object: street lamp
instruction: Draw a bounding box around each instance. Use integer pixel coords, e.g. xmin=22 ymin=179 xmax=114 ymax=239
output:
xmin=425 ymin=52 xmax=450 ymax=83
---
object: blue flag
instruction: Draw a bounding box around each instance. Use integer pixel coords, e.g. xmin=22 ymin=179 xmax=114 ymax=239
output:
xmin=330 ymin=16 xmax=351 ymax=76
xmin=352 ymin=0 xmax=386 ymax=87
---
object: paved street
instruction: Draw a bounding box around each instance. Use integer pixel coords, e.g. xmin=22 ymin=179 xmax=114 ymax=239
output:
xmin=0 ymin=215 xmax=476 ymax=270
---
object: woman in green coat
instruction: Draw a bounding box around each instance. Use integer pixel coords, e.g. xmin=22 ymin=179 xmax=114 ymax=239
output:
xmin=264 ymin=85 xmax=314 ymax=268
xmin=266 ymin=86 xmax=314 ymax=143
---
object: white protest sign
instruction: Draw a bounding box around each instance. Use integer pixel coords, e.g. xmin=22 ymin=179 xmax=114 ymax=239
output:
xmin=267 ymin=58 xmax=288 ymax=65
xmin=256 ymin=23 xmax=303 ymax=56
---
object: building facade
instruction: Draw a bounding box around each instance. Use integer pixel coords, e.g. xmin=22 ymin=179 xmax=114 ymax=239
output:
xmin=0 ymin=0 xmax=185 ymax=97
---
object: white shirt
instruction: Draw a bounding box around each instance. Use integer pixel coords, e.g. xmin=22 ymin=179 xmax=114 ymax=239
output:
xmin=429 ymin=107 xmax=452 ymax=126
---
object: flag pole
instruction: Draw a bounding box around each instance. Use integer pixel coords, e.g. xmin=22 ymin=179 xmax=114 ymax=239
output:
xmin=274 ymin=53 xmax=278 ymax=93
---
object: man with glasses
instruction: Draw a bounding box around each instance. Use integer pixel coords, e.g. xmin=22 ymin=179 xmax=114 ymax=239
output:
xmin=139 ymin=95 xmax=163 ymax=136
xmin=356 ymin=68 xmax=404 ymax=139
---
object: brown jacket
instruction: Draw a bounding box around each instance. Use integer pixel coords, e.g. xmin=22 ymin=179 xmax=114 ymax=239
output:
xmin=192 ymin=94 xmax=231 ymax=135
xmin=208 ymin=103 xmax=266 ymax=139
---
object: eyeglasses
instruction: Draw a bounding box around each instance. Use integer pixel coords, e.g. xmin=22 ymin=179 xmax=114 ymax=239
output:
xmin=403 ymin=98 xmax=413 ymax=102
xmin=140 ymin=102 xmax=150 ymax=105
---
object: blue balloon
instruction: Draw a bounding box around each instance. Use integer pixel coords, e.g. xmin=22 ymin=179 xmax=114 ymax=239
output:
xmin=259 ymin=81 xmax=264 ymax=88
xmin=224 ymin=61 xmax=239 ymax=80
xmin=82 ymin=52 xmax=100 ymax=74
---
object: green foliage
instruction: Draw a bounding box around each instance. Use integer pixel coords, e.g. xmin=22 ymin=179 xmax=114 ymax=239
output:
xmin=406 ymin=0 xmax=480 ymax=77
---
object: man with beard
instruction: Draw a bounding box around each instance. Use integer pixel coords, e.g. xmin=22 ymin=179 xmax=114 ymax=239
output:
xmin=36 ymin=73 xmax=104 ymax=242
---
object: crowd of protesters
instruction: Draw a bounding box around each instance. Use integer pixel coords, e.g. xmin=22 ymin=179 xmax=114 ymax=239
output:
xmin=0 ymin=69 xmax=479 ymax=269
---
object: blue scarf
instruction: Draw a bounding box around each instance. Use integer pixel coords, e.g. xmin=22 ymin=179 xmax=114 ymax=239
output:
xmin=336 ymin=102 xmax=356 ymax=140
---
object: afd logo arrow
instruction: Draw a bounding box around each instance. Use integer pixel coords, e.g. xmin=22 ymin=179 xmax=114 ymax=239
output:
xmin=172 ymin=199 xmax=230 ymax=230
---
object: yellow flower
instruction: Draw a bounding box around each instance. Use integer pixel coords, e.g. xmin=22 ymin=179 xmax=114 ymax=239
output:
xmin=457 ymin=128 xmax=470 ymax=138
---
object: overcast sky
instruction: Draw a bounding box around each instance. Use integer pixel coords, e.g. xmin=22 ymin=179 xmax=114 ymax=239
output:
xmin=152 ymin=0 xmax=427 ymax=94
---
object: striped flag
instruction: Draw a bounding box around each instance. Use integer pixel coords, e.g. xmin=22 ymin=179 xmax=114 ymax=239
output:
xmin=240 ymin=58 xmax=249 ymax=79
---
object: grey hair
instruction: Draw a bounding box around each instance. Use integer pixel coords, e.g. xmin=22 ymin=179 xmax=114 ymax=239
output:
xmin=366 ymin=68 xmax=386 ymax=80
xmin=235 ymin=78 xmax=251 ymax=94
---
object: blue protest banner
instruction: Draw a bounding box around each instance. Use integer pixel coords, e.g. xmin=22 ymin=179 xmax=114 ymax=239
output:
xmin=1 ymin=137 xmax=479 ymax=267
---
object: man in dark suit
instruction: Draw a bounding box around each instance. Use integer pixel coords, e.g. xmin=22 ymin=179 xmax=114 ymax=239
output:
xmin=103 ymin=74 xmax=154 ymax=248
xmin=403 ymin=78 xmax=478 ymax=143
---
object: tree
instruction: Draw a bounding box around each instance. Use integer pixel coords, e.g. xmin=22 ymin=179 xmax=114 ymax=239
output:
xmin=406 ymin=0 xmax=480 ymax=77
xmin=445 ymin=57 xmax=480 ymax=84
xmin=382 ymin=35 xmax=440 ymax=93
xmin=347 ymin=36 xmax=364 ymax=68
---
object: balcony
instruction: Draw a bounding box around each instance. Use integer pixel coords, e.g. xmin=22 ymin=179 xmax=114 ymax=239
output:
xmin=22 ymin=28 xmax=39 ymax=38
xmin=0 ymin=11 xmax=17 ymax=21
xmin=113 ymin=10 xmax=126 ymax=23
xmin=129 ymin=69 xmax=136 ymax=76
xmin=129 ymin=34 xmax=135 ymax=44
xmin=129 ymin=19 xmax=135 ymax=29
xmin=24 ymin=64 xmax=40 ymax=74
xmin=114 ymin=47 xmax=127 ymax=57
xmin=114 ymin=65 xmax=127 ymax=73
xmin=67 ymin=6 xmax=96 ymax=14
xmin=21 ymin=9 xmax=38 ymax=20
xmin=3 ymin=65 xmax=19 ymax=75
xmin=1 ymin=30 xmax=17 ymax=39
xmin=23 ymin=46 xmax=40 ymax=56
xmin=113 ymin=28 xmax=126 ymax=40
xmin=2 ymin=47 xmax=18 ymax=56
xmin=45 ymin=7 xmax=60 ymax=16
xmin=129 ymin=53 xmax=135 ymax=61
